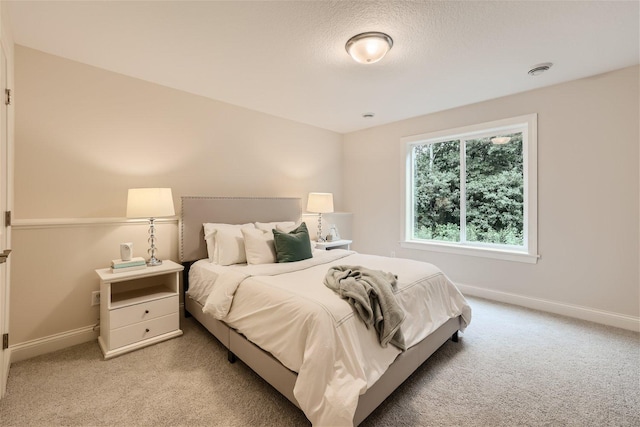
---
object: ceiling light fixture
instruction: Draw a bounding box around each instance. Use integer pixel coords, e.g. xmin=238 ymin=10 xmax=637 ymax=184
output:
xmin=491 ymin=136 xmax=511 ymax=145
xmin=528 ymin=62 xmax=553 ymax=76
xmin=362 ymin=112 xmax=375 ymax=118
xmin=346 ymin=32 xmax=393 ymax=64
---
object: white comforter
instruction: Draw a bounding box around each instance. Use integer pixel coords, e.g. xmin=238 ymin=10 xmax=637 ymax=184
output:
xmin=188 ymin=250 xmax=471 ymax=426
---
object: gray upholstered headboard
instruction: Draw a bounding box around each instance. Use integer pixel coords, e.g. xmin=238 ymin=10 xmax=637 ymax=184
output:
xmin=179 ymin=196 xmax=302 ymax=262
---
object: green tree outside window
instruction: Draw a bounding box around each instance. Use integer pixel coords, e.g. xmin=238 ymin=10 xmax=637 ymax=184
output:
xmin=412 ymin=132 xmax=523 ymax=246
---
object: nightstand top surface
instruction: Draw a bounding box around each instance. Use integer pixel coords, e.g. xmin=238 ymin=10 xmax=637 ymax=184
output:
xmin=315 ymin=239 xmax=352 ymax=249
xmin=96 ymin=259 xmax=183 ymax=282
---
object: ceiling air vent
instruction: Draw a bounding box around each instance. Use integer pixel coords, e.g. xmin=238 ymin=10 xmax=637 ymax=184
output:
xmin=528 ymin=62 xmax=553 ymax=76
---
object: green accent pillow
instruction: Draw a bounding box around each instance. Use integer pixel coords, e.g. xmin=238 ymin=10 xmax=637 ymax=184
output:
xmin=272 ymin=222 xmax=313 ymax=263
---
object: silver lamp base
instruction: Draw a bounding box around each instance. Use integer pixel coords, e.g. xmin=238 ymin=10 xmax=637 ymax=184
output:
xmin=147 ymin=258 xmax=163 ymax=267
xmin=316 ymin=213 xmax=325 ymax=242
xmin=146 ymin=217 xmax=163 ymax=267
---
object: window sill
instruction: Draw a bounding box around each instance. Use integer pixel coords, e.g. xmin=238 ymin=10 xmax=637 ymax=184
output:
xmin=400 ymin=240 xmax=539 ymax=264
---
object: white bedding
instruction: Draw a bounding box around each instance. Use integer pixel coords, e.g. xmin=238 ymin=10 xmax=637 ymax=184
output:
xmin=187 ymin=250 xmax=471 ymax=426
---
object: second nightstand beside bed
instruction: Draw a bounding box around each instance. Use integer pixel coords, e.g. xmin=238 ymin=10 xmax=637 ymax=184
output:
xmin=315 ymin=239 xmax=352 ymax=251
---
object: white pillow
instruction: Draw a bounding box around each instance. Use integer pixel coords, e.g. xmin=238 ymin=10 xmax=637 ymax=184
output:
xmin=275 ymin=222 xmax=300 ymax=233
xmin=242 ymin=228 xmax=277 ymax=265
xmin=255 ymin=221 xmax=295 ymax=232
xmin=203 ymin=223 xmax=255 ymax=263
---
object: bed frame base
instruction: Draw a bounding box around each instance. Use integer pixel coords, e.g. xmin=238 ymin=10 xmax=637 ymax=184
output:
xmin=179 ymin=198 xmax=462 ymax=425
xmin=185 ymin=295 xmax=461 ymax=425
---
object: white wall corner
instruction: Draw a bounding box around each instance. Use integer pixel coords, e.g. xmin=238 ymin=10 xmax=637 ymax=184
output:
xmin=457 ymin=283 xmax=640 ymax=332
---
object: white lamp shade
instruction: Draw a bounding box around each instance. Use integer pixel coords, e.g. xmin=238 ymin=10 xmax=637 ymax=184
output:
xmin=346 ymin=32 xmax=393 ymax=64
xmin=126 ymin=188 xmax=175 ymax=218
xmin=307 ymin=192 xmax=334 ymax=213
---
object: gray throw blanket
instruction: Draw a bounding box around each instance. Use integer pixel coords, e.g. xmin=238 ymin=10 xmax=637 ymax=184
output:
xmin=324 ymin=265 xmax=406 ymax=350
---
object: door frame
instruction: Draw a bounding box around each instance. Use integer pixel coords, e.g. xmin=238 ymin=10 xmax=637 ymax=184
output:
xmin=0 ymin=44 xmax=8 ymax=398
xmin=0 ymin=28 xmax=13 ymax=398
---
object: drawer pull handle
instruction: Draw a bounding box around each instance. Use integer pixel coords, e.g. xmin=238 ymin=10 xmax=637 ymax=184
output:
xmin=144 ymin=310 xmax=149 ymax=314
xmin=145 ymin=328 xmax=150 ymax=333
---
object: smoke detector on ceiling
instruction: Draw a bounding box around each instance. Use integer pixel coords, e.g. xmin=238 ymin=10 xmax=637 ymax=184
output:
xmin=528 ymin=62 xmax=553 ymax=76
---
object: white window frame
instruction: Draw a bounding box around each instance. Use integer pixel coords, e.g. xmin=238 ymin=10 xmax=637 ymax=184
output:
xmin=401 ymin=114 xmax=539 ymax=264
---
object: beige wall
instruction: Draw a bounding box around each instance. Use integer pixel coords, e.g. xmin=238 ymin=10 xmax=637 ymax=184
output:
xmin=343 ymin=66 xmax=640 ymax=323
xmin=15 ymin=46 xmax=343 ymax=218
xmin=11 ymin=46 xmax=343 ymax=346
xmin=11 ymin=221 xmax=178 ymax=344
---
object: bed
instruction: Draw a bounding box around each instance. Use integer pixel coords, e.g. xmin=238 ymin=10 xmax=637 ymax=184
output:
xmin=180 ymin=196 xmax=471 ymax=426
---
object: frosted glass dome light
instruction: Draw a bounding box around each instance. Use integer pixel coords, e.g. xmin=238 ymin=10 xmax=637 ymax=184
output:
xmin=345 ymin=32 xmax=393 ymax=64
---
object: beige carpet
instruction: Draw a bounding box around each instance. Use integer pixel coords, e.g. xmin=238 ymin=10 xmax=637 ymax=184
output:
xmin=1 ymin=297 xmax=638 ymax=426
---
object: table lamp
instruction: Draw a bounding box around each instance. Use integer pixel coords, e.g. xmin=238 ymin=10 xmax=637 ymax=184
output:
xmin=126 ymin=188 xmax=175 ymax=266
xmin=307 ymin=192 xmax=334 ymax=242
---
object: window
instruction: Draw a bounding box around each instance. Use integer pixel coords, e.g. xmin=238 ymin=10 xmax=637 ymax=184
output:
xmin=402 ymin=114 xmax=538 ymax=263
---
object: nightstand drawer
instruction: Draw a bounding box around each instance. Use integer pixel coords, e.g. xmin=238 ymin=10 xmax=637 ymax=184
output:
xmin=109 ymin=295 xmax=178 ymax=330
xmin=110 ymin=313 xmax=179 ymax=349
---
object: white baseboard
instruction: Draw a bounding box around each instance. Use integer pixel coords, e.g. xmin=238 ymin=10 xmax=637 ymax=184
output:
xmin=9 ymin=325 xmax=98 ymax=364
xmin=9 ymin=306 xmax=187 ymax=363
xmin=456 ymin=283 xmax=640 ymax=332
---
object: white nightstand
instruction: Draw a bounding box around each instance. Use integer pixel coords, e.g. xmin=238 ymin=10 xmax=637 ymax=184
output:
xmin=95 ymin=260 xmax=184 ymax=360
xmin=315 ymin=239 xmax=352 ymax=250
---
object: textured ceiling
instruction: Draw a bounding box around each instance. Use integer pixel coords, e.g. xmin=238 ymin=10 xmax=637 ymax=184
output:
xmin=6 ymin=1 xmax=640 ymax=133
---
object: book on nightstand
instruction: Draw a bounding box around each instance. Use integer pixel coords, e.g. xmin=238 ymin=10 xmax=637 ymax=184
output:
xmin=110 ymin=264 xmax=146 ymax=273
xmin=110 ymin=257 xmax=147 ymax=273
